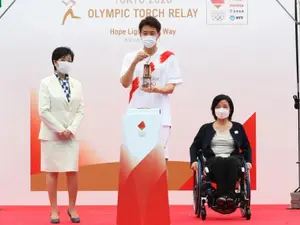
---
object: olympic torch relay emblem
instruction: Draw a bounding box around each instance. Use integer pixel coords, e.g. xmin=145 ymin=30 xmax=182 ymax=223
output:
xmin=211 ymin=0 xmax=224 ymax=9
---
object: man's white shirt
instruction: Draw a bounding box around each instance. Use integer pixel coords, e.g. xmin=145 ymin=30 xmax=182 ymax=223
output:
xmin=120 ymin=48 xmax=183 ymax=126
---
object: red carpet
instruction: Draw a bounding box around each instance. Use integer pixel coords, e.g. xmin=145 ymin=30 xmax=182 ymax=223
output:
xmin=0 ymin=205 xmax=298 ymax=225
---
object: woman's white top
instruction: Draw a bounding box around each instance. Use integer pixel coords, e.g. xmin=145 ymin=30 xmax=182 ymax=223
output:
xmin=211 ymin=130 xmax=235 ymax=158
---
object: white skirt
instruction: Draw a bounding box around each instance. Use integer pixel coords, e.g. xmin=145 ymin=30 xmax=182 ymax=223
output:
xmin=41 ymin=140 xmax=79 ymax=172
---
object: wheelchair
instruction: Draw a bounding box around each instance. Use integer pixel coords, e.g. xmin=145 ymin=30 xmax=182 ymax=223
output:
xmin=193 ymin=154 xmax=251 ymax=220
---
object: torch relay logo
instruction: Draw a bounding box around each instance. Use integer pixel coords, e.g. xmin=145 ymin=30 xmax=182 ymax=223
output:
xmin=138 ymin=121 xmax=146 ymax=137
xmin=211 ymin=0 xmax=225 ymax=9
xmin=62 ymin=0 xmax=81 ymax=25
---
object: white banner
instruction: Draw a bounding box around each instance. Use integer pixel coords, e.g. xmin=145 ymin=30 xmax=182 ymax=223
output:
xmin=206 ymin=0 xmax=248 ymax=25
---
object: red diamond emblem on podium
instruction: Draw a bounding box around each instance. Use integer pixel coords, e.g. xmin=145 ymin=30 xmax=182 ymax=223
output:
xmin=138 ymin=121 xmax=146 ymax=131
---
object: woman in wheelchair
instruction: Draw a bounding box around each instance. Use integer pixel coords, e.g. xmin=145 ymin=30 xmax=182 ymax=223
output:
xmin=190 ymin=94 xmax=252 ymax=208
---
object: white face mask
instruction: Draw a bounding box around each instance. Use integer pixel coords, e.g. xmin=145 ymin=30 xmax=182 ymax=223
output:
xmin=141 ymin=35 xmax=157 ymax=48
xmin=215 ymin=108 xmax=230 ymax=119
xmin=56 ymin=61 xmax=72 ymax=74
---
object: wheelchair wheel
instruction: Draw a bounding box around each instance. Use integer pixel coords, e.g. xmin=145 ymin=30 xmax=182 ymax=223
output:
xmin=245 ymin=208 xmax=251 ymax=220
xmin=193 ymin=169 xmax=199 ymax=215
xmin=241 ymin=164 xmax=251 ymax=219
xmin=245 ymin=166 xmax=251 ymax=206
xmin=194 ymin=160 xmax=203 ymax=218
xmin=200 ymin=207 xmax=206 ymax=220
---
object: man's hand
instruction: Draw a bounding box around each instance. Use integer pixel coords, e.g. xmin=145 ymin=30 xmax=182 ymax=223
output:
xmin=121 ymin=52 xmax=148 ymax=88
xmin=142 ymin=84 xmax=175 ymax=94
xmin=133 ymin=51 xmax=149 ymax=64
xmin=191 ymin=161 xmax=198 ymax=171
xmin=246 ymin=162 xmax=252 ymax=170
xmin=141 ymin=86 xmax=161 ymax=93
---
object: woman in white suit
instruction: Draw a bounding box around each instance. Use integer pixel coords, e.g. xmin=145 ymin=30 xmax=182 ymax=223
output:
xmin=38 ymin=47 xmax=84 ymax=224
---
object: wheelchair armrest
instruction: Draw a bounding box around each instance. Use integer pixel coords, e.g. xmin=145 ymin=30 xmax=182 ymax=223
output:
xmin=240 ymin=167 xmax=245 ymax=173
xmin=204 ymin=167 xmax=210 ymax=174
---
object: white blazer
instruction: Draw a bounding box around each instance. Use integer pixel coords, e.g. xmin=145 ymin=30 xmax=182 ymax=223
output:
xmin=38 ymin=74 xmax=84 ymax=141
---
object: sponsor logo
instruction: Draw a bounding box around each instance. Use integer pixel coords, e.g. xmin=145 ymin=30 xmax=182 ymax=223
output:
xmin=230 ymin=9 xmax=245 ymax=13
xmin=229 ymin=4 xmax=244 ymax=7
xmin=230 ymin=15 xmax=243 ymax=21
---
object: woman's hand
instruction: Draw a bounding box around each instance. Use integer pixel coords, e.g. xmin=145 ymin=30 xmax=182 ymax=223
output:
xmin=59 ymin=130 xmax=72 ymax=139
xmin=246 ymin=162 xmax=252 ymax=170
xmin=191 ymin=161 xmax=198 ymax=171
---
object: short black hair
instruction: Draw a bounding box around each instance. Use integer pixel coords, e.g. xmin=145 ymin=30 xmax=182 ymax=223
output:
xmin=138 ymin=16 xmax=161 ymax=33
xmin=211 ymin=94 xmax=234 ymax=120
xmin=51 ymin=47 xmax=74 ymax=70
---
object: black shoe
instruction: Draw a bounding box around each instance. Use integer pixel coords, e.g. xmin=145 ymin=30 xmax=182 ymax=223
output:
xmin=216 ymin=197 xmax=226 ymax=207
xmin=226 ymin=197 xmax=234 ymax=206
xmin=50 ymin=213 xmax=60 ymax=224
xmin=226 ymin=196 xmax=238 ymax=208
xmin=50 ymin=218 xmax=60 ymax=224
xmin=67 ymin=209 xmax=80 ymax=223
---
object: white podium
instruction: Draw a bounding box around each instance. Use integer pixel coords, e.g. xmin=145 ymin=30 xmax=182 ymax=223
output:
xmin=116 ymin=109 xmax=170 ymax=225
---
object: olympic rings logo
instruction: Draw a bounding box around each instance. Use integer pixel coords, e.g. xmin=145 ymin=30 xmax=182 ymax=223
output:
xmin=211 ymin=14 xmax=225 ymax=21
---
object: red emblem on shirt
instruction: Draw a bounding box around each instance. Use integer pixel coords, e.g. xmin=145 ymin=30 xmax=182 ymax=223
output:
xmin=160 ymin=51 xmax=174 ymax=63
xmin=129 ymin=77 xmax=139 ymax=103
